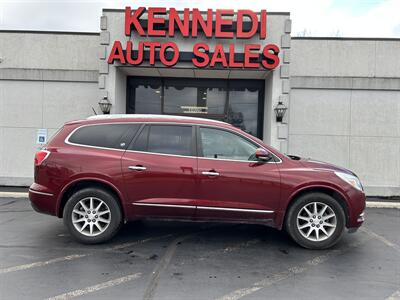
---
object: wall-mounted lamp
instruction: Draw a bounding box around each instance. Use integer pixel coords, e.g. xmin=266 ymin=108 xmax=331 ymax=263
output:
xmin=274 ymin=101 xmax=287 ymax=123
xmin=98 ymin=96 xmax=112 ymax=114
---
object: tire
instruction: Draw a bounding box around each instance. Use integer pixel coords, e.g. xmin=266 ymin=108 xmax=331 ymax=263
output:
xmin=285 ymin=192 xmax=346 ymax=249
xmin=63 ymin=187 xmax=122 ymax=244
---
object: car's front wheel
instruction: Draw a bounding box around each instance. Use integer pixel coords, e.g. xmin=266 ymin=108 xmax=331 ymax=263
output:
xmin=63 ymin=188 xmax=122 ymax=244
xmin=285 ymin=192 xmax=346 ymax=249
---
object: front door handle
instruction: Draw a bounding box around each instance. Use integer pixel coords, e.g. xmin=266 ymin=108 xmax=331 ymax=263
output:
xmin=129 ymin=165 xmax=147 ymax=171
xmin=202 ymin=171 xmax=220 ymax=177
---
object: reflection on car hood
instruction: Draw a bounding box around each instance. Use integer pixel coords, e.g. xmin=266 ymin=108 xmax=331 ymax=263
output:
xmin=295 ymin=157 xmax=353 ymax=175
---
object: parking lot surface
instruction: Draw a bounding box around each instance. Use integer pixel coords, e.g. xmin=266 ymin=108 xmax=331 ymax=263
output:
xmin=0 ymin=197 xmax=399 ymax=300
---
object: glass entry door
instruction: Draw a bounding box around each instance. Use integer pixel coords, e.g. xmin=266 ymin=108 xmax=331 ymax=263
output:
xmin=127 ymin=77 xmax=264 ymax=138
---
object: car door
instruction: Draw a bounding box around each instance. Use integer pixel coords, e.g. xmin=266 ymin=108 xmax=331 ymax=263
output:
xmin=195 ymin=126 xmax=281 ymax=223
xmin=121 ymin=124 xmax=198 ymax=219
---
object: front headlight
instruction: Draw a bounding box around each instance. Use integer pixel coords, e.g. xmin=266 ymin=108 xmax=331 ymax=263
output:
xmin=334 ymin=172 xmax=364 ymax=191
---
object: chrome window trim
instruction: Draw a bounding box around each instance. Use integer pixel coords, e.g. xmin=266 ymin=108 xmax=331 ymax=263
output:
xmin=124 ymin=149 xmax=280 ymax=164
xmin=125 ymin=149 xmax=197 ymax=159
xmin=132 ymin=202 xmax=274 ymax=214
xmin=198 ymin=156 xmax=279 ymax=164
xmin=29 ymin=189 xmax=54 ymax=197
xmin=64 ymin=121 xmax=282 ymax=163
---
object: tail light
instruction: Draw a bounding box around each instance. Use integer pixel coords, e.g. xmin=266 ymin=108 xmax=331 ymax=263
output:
xmin=34 ymin=150 xmax=50 ymax=166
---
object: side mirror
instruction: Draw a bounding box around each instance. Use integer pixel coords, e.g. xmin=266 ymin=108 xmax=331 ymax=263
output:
xmin=255 ymin=148 xmax=272 ymax=162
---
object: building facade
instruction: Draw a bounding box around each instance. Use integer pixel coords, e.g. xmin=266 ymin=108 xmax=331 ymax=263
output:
xmin=0 ymin=7 xmax=399 ymax=196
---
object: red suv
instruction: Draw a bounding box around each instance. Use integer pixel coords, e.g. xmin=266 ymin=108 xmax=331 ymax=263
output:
xmin=29 ymin=115 xmax=365 ymax=249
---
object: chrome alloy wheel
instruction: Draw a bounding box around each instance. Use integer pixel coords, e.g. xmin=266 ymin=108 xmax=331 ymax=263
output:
xmin=71 ymin=197 xmax=111 ymax=237
xmin=296 ymin=202 xmax=337 ymax=242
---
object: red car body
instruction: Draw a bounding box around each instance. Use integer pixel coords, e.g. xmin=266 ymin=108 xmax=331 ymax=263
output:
xmin=29 ymin=115 xmax=365 ymax=234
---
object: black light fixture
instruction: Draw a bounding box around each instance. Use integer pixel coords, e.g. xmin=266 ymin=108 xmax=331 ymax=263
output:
xmin=274 ymin=101 xmax=287 ymax=122
xmin=98 ymin=96 xmax=112 ymax=114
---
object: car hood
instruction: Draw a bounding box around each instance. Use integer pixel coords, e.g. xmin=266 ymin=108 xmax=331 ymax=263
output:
xmin=288 ymin=155 xmax=354 ymax=175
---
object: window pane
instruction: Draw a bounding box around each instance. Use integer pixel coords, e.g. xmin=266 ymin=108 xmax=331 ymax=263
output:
xmin=135 ymin=85 xmax=162 ymax=114
xmin=163 ymin=79 xmax=227 ymax=115
xmin=130 ymin=125 xmax=149 ymax=151
xmin=164 ymin=85 xmax=197 ymax=113
xmin=203 ymin=87 xmax=226 ymax=114
xmin=200 ymin=127 xmax=257 ymax=161
xmin=69 ymin=124 xmax=139 ymax=149
xmin=228 ymin=88 xmax=259 ymax=136
xmin=148 ymin=125 xmax=193 ymax=156
xmin=127 ymin=77 xmax=263 ymax=138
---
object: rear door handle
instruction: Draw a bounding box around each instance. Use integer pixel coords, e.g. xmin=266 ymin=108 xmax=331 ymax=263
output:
xmin=129 ymin=165 xmax=147 ymax=171
xmin=202 ymin=171 xmax=220 ymax=176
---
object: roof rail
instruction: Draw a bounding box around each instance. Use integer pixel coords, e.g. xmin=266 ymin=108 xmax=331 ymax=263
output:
xmin=87 ymin=114 xmax=228 ymax=124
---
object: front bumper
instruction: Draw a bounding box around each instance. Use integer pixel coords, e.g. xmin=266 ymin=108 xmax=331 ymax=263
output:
xmin=346 ymin=187 xmax=366 ymax=229
xmin=348 ymin=212 xmax=365 ymax=233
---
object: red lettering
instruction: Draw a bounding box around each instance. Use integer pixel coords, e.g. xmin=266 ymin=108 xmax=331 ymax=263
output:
xmin=192 ymin=9 xmax=213 ymax=38
xmin=169 ymin=8 xmax=190 ymax=37
xmin=144 ymin=41 xmax=161 ymax=65
xmin=107 ymin=41 xmax=126 ymax=64
xmin=244 ymin=44 xmax=260 ymax=68
xmin=147 ymin=7 xmax=166 ymax=36
xmin=237 ymin=10 xmax=258 ymax=38
xmin=260 ymin=10 xmax=267 ymax=39
xmin=125 ymin=6 xmax=145 ymax=36
xmin=215 ymin=9 xmax=234 ymax=38
xmin=126 ymin=41 xmax=144 ymax=65
xmin=210 ymin=44 xmax=228 ymax=67
xmin=262 ymin=44 xmax=280 ymax=69
xmin=228 ymin=44 xmax=243 ymax=68
xmin=192 ymin=43 xmax=210 ymax=67
xmin=159 ymin=42 xmax=179 ymax=67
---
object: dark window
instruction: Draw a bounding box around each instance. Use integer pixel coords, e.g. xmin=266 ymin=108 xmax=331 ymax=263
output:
xmin=130 ymin=125 xmax=193 ymax=156
xmin=127 ymin=77 xmax=264 ymax=138
xmin=200 ymin=127 xmax=258 ymax=161
xmin=68 ymin=124 xmax=140 ymax=149
xmin=130 ymin=125 xmax=149 ymax=152
xmin=127 ymin=78 xmax=162 ymax=114
xmin=228 ymin=86 xmax=260 ymax=137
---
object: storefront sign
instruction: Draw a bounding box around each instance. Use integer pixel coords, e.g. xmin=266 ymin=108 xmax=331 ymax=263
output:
xmin=180 ymin=106 xmax=208 ymax=114
xmin=108 ymin=7 xmax=280 ymax=70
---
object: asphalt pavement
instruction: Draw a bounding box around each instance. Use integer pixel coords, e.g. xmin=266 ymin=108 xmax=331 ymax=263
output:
xmin=0 ymin=197 xmax=399 ymax=300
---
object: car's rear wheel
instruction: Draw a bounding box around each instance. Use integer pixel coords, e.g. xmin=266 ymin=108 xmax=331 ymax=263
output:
xmin=63 ymin=188 xmax=122 ymax=244
xmin=285 ymin=192 xmax=346 ymax=249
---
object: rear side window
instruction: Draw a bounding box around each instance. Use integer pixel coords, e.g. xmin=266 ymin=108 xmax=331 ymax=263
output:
xmin=68 ymin=124 xmax=140 ymax=149
xmin=129 ymin=125 xmax=193 ymax=156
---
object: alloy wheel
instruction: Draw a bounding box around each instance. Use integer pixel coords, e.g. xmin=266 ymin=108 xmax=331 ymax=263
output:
xmin=71 ymin=197 xmax=111 ymax=237
xmin=296 ymin=202 xmax=337 ymax=242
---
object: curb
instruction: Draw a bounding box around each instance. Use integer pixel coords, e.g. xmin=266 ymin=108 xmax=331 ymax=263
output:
xmin=0 ymin=192 xmax=28 ymax=198
xmin=1 ymin=192 xmax=399 ymax=209
xmin=365 ymin=201 xmax=400 ymax=209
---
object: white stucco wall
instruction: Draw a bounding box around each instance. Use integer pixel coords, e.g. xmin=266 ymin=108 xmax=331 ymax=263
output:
xmin=0 ymin=32 xmax=100 ymax=185
xmin=289 ymin=38 xmax=400 ymax=196
xmin=0 ymin=32 xmax=99 ymax=70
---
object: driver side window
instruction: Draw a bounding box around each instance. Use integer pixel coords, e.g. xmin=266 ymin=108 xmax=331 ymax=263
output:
xmin=199 ymin=127 xmax=258 ymax=161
